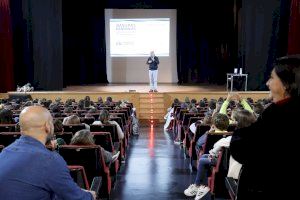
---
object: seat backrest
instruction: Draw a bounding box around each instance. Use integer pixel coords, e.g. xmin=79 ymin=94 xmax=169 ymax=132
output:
xmin=68 ymin=165 xmax=90 ymax=190
xmin=110 ymin=113 xmax=126 ymax=126
xmin=55 ymin=132 xmax=73 ymax=144
xmin=194 ymin=124 xmax=211 ymax=141
xmin=58 ymin=145 xmax=105 ymax=184
xmin=80 ymin=117 xmax=95 ymax=125
xmin=91 ymin=132 xmax=113 ymax=152
xmin=110 ymin=117 xmax=123 ymax=130
xmin=0 ymin=132 xmax=21 ymax=146
xmin=203 ymin=132 xmax=233 ymax=154
xmin=183 ymin=113 xmax=204 ymax=126
xmin=0 ymin=124 xmax=16 ymax=132
xmin=188 ymin=117 xmax=203 ymax=127
xmin=110 ymin=110 xmax=128 ymax=121
xmin=63 ymin=124 xmax=86 ymax=133
xmin=90 ymin=124 xmax=118 ymax=142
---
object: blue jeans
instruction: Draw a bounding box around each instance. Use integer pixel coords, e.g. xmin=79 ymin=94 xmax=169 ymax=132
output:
xmin=194 ymin=154 xmax=212 ymax=185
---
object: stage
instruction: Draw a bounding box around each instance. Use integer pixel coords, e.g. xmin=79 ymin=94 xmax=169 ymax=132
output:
xmin=2 ymin=83 xmax=269 ymax=121
xmin=64 ymin=83 xmax=226 ymax=93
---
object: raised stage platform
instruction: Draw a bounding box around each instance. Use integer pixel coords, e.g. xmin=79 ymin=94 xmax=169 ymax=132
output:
xmin=1 ymin=84 xmax=269 ymax=121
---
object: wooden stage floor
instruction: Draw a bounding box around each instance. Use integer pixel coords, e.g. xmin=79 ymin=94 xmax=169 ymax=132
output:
xmin=64 ymin=83 xmax=227 ymax=93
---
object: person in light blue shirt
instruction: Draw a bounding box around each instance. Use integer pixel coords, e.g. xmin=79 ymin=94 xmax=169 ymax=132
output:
xmin=0 ymin=106 xmax=95 ymax=200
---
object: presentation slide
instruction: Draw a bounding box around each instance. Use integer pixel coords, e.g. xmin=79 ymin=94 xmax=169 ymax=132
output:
xmin=110 ymin=18 xmax=170 ymax=57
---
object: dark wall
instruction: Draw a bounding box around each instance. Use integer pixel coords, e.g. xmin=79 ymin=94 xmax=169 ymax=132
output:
xmin=62 ymin=0 xmax=107 ymax=86
xmin=10 ymin=0 xmax=63 ymax=91
xmin=238 ymin=0 xmax=291 ymax=90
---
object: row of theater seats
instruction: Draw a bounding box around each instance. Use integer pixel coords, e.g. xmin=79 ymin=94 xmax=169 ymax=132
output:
xmin=171 ymin=103 xmax=238 ymax=199
xmin=0 ymin=101 xmax=135 ymax=199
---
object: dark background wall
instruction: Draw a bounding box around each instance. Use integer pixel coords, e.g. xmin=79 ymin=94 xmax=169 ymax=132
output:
xmin=1 ymin=0 xmax=299 ymax=92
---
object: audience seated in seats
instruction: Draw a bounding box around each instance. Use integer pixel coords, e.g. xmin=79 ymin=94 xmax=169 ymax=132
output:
xmin=225 ymin=109 xmax=256 ymax=179
xmin=0 ymin=109 xmax=15 ymax=124
xmin=78 ymin=99 xmax=85 ymax=110
xmin=97 ymin=96 xmax=104 ymax=105
xmin=53 ymin=119 xmax=64 ymax=134
xmin=184 ymin=113 xmax=230 ymax=200
xmin=189 ymin=114 xmax=212 ymax=135
xmin=63 ymin=115 xmax=90 ymax=130
xmin=164 ymin=98 xmax=180 ymax=130
xmin=131 ymin=108 xmax=139 ymax=135
xmin=195 ymin=113 xmax=229 ymax=153
xmin=92 ymin=110 xmax=124 ymax=140
xmin=205 ymin=99 xmax=217 ymax=116
xmin=104 ymin=96 xmax=113 ymax=106
xmin=50 ymin=104 xmax=62 ymax=118
xmin=219 ymin=93 xmax=254 ymax=124
xmin=185 ymin=108 xmax=255 ymax=200
xmin=70 ymin=129 xmax=119 ymax=165
xmin=64 ymin=106 xmax=74 ymax=116
xmin=0 ymin=106 xmax=96 ymax=200
xmin=230 ymin=55 xmax=300 ymax=199
xmin=84 ymin=96 xmax=92 ymax=108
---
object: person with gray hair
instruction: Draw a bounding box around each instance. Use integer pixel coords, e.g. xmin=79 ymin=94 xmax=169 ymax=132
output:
xmin=146 ymin=51 xmax=159 ymax=92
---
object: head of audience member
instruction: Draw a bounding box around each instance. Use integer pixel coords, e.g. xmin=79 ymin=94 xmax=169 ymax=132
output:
xmin=19 ymin=106 xmax=54 ymax=145
xmin=266 ymin=55 xmax=300 ymax=103
xmin=184 ymin=97 xmax=190 ymax=104
xmin=64 ymin=115 xmax=81 ymax=125
xmin=64 ymin=107 xmax=73 ymax=115
xmin=247 ymin=97 xmax=254 ymax=105
xmin=99 ymin=109 xmax=109 ymax=124
xmin=211 ymin=113 xmax=229 ymax=132
xmin=199 ymin=100 xmax=206 ymax=108
xmin=53 ymin=119 xmax=63 ymax=133
xmin=55 ymin=97 xmax=61 ymax=103
xmin=218 ymin=97 xmax=224 ymax=103
xmin=0 ymin=109 xmax=15 ymax=124
xmin=97 ymin=97 xmax=103 ymax=103
xmin=253 ymin=102 xmax=264 ymax=117
xmin=208 ymin=99 xmax=216 ymax=110
xmin=70 ymin=129 xmax=94 ymax=145
xmin=202 ymin=97 xmax=208 ymax=102
xmin=191 ymin=98 xmax=197 ymax=105
xmin=84 ymin=96 xmax=91 ymax=108
xmin=172 ymin=98 xmax=180 ymax=107
xmin=65 ymin=99 xmax=73 ymax=107
xmin=189 ymin=106 xmax=198 ymax=113
xmin=78 ymin=99 xmax=85 ymax=110
xmin=231 ymin=109 xmax=257 ymax=129
xmin=202 ymin=115 xmax=212 ymax=125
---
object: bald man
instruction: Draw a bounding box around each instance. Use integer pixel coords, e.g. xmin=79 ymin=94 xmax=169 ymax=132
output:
xmin=0 ymin=106 xmax=95 ymax=200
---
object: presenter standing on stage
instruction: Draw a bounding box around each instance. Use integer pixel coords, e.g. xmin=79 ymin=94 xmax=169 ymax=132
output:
xmin=146 ymin=51 xmax=159 ymax=92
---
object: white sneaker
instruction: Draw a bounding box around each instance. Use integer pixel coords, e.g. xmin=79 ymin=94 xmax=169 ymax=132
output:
xmin=184 ymin=184 xmax=202 ymax=197
xmin=111 ymin=151 xmax=120 ymax=163
xmin=195 ymin=186 xmax=210 ymax=200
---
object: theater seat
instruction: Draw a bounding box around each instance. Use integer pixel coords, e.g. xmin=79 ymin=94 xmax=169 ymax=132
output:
xmin=59 ymin=145 xmax=111 ymax=198
xmin=0 ymin=124 xmax=16 ymax=132
xmin=68 ymin=165 xmax=90 ymax=190
xmin=208 ymin=147 xmax=231 ymax=199
xmin=0 ymin=132 xmax=21 ymax=146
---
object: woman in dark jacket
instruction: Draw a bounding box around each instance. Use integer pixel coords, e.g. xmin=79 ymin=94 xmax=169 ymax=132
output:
xmin=230 ymin=55 xmax=300 ymax=199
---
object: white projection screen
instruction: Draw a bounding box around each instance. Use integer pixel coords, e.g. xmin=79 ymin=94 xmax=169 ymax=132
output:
xmin=105 ymin=9 xmax=177 ymax=83
xmin=110 ymin=18 xmax=170 ymax=57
